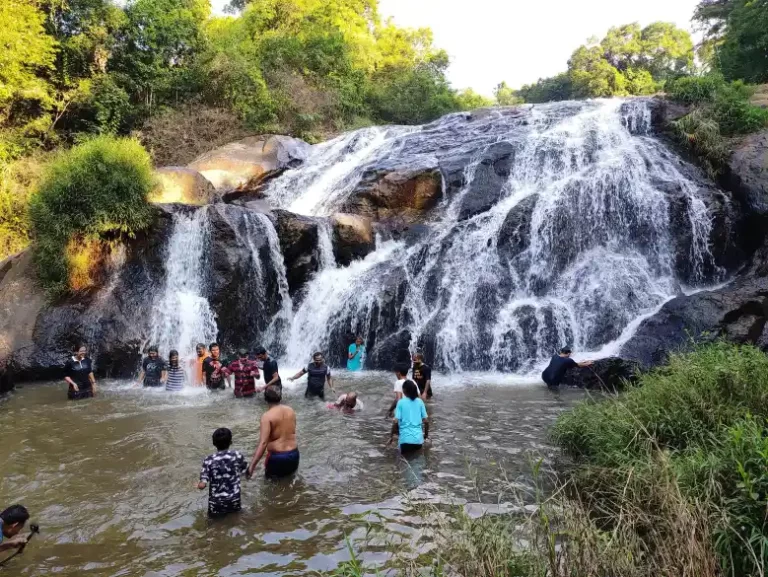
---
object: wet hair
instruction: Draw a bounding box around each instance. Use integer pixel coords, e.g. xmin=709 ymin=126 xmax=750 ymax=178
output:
xmin=413 ymin=351 xmax=424 ymax=362
xmin=346 ymin=392 xmax=358 ymax=407
xmin=75 ymin=343 xmax=88 ymax=352
xmin=238 ymin=348 xmax=249 ymax=357
xmin=209 ymin=342 xmax=220 ymax=351
xmin=212 ymin=428 xmax=232 ymax=450
xmin=313 ymin=351 xmax=323 ymax=360
xmin=254 ymin=346 xmax=267 ymax=356
xmin=355 ymin=335 xmax=363 ymax=342
xmin=0 ymin=505 xmax=29 ymax=526
xmin=402 ymin=380 xmax=419 ymax=401
xmin=394 ymin=364 xmax=410 ymax=377
xmin=196 ymin=343 xmax=205 ymax=350
xmin=148 ymin=345 xmax=159 ymax=354
xmin=560 ymin=347 xmax=572 ymax=355
xmin=264 ymin=385 xmax=282 ymax=404
xmin=169 ymin=350 xmax=179 ymax=365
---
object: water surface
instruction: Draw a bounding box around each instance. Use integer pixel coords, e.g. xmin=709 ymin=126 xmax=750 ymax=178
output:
xmin=0 ymin=372 xmax=583 ymax=576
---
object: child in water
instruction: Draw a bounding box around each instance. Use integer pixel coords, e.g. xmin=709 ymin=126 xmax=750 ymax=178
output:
xmin=198 ymin=428 xmax=248 ymax=518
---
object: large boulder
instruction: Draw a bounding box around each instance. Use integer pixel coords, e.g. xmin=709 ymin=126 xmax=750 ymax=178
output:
xmin=188 ymin=135 xmax=311 ymax=197
xmin=561 ymin=357 xmax=641 ymax=391
xmin=150 ymin=167 xmax=217 ymax=205
xmin=273 ymin=209 xmax=320 ymax=298
xmin=342 ymin=167 xmax=443 ymax=224
xmin=727 ymin=129 xmax=768 ymax=218
xmin=331 ymin=213 xmax=376 ymax=266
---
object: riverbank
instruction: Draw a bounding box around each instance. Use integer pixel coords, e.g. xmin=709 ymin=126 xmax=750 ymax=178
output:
xmin=326 ymin=341 xmax=768 ymax=576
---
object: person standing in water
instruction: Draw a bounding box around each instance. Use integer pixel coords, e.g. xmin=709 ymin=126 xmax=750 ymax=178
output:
xmin=165 ymin=350 xmax=187 ymax=392
xmin=247 ymin=386 xmax=299 ymax=480
xmin=64 ymin=344 xmax=97 ymax=400
xmin=288 ymin=352 xmax=334 ymax=400
xmin=389 ymin=380 xmax=429 ymax=454
xmin=387 ymin=364 xmax=409 ymax=417
xmin=224 ymin=348 xmax=261 ymax=398
xmin=541 ymin=347 xmax=594 ymax=388
xmin=347 ymin=336 xmax=365 ymax=372
xmin=255 ymin=346 xmax=281 ymax=391
xmin=190 ymin=343 xmax=207 ymax=387
xmin=411 ymin=352 xmax=432 ymax=400
xmin=137 ymin=346 xmax=167 ymax=388
xmin=198 ymin=428 xmax=248 ymax=518
xmin=202 ymin=343 xmax=226 ymax=391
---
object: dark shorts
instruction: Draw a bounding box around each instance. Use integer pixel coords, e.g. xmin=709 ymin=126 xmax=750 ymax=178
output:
xmin=143 ymin=381 xmax=163 ymax=388
xmin=400 ymin=443 xmax=423 ymax=454
xmin=68 ymin=388 xmax=94 ymax=400
xmin=542 ymin=372 xmax=558 ymax=388
xmin=206 ymin=382 xmax=226 ymax=391
xmin=208 ymin=497 xmax=241 ymax=518
xmin=305 ymin=388 xmax=325 ymax=400
xmin=265 ymin=448 xmax=300 ymax=479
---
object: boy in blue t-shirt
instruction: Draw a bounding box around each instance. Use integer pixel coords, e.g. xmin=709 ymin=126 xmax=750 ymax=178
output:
xmin=346 ymin=336 xmax=365 ymax=371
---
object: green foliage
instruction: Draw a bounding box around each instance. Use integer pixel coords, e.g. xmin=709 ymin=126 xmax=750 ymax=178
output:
xmin=493 ymin=82 xmax=522 ymax=106
xmin=516 ymin=73 xmax=573 ymax=103
xmin=552 ymin=342 xmax=768 ymax=576
xmin=666 ymin=73 xmax=725 ymax=104
xmin=455 ymin=89 xmax=494 ymax=111
xmin=29 ymin=136 xmax=155 ymax=294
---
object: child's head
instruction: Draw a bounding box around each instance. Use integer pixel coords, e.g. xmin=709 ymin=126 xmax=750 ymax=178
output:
xmin=394 ymin=364 xmax=409 ymax=379
xmin=402 ymin=380 xmax=419 ymax=401
xmin=212 ymin=428 xmax=232 ymax=451
xmin=0 ymin=505 xmax=29 ymax=538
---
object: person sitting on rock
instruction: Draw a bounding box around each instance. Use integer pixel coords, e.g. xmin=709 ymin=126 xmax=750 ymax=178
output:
xmin=541 ymin=347 xmax=593 ymax=389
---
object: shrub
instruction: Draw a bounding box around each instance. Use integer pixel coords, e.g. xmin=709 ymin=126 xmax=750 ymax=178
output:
xmin=0 ymin=153 xmax=48 ymax=259
xmin=672 ymin=109 xmax=728 ymax=177
xmin=29 ymin=136 xmax=155 ymax=295
xmin=666 ymin=74 xmax=725 ymax=105
xmin=713 ymin=81 xmax=768 ymax=135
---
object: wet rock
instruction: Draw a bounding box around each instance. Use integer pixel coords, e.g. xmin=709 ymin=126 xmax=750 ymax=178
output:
xmin=497 ymin=194 xmax=538 ymax=262
xmin=188 ymin=135 xmax=311 ymax=195
xmin=150 ymin=167 xmax=217 ymax=205
xmin=206 ymin=204 xmax=285 ymax=352
xmin=621 ymin=276 xmax=768 ymax=367
xmin=367 ymin=329 xmax=411 ymax=370
xmin=727 ymin=130 xmax=768 ymax=217
xmin=343 ymin=167 xmax=442 ymax=224
xmin=457 ymin=141 xmax=517 ymax=221
xmin=273 ymin=209 xmax=320 ymax=298
xmin=561 ymin=357 xmax=641 ymax=391
xmin=331 ymin=213 xmax=376 ymax=266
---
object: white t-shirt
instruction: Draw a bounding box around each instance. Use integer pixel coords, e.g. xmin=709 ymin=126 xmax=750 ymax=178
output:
xmin=336 ymin=394 xmax=364 ymax=411
xmin=394 ymin=378 xmax=406 ymax=393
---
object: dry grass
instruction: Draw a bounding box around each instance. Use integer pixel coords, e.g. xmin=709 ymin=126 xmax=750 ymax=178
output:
xmin=137 ymin=105 xmax=254 ymax=167
xmin=66 ymin=236 xmax=108 ymax=292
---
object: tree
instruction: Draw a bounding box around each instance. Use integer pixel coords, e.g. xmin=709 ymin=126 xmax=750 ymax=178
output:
xmin=0 ymin=0 xmax=58 ymax=160
xmin=716 ymin=0 xmax=768 ymax=83
xmin=455 ymin=89 xmax=493 ymax=110
xmin=517 ymin=73 xmax=573 ymax=103
xmin=494 ymin=82 xmax=522 ymax=106
xmin=569 ymin=45 xmax=627 ymax=98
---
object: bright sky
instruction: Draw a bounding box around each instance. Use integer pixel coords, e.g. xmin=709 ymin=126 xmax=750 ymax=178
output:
xmin=211 ymin=0 xmax=702 ymax=96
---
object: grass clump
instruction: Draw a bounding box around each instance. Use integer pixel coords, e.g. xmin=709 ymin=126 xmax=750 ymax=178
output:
xmin=666 ymin=74 xmax=768 ymax=174
xmin=553 ymin=341 xmax=768 ymax=576
xmin=29 ymin=135 xmax=155 ymax=295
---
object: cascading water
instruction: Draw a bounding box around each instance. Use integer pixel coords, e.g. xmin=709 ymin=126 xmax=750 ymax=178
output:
xmin=149 ymin=207 xmax=218 ymax=363
xmin=267 ymin=98 xmax=730 ymax=372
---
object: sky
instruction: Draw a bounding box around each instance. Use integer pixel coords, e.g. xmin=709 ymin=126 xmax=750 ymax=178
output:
xmin=212 ymin=0 xmax=702 ymax=96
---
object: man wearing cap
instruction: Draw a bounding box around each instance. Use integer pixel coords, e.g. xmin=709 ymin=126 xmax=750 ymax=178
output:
xmin=541 ymin=347 xmax=593 ymax=388
xmin=224 ymin=349 xmax=261 ymax=398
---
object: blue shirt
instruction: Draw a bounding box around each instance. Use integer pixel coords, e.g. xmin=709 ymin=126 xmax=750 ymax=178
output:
xmin=347 ymin=344 xmax=364 ymax=371
xmin=395 ymin=397 xmax=428 ymax=446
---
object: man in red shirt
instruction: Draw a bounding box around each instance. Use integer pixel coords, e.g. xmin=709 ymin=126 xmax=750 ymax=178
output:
xmin=224 ymin=349 xmax=262 ymax=398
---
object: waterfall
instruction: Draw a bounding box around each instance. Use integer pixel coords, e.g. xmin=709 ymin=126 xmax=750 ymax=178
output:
xmin=258 ymin=212 xmax=294 ymax=354
xmin=316 ymin=219 xmax=337 ymax=270
xmin=267 ymin=98 xmax=727 ymax=372
xmin=149 ymin=207 xmax=218 ymax=364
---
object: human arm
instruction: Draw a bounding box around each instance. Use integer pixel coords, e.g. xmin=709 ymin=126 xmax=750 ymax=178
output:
xmin=198 ymin=457 xmax=209 ymax=490
xmin=326 ymin=370 xmax=335 ymax=393
xmin=265 ymin=364 xmax=281 ymax=388
xmin=348 ymin=345 xmax=357 ymax=360
xmin=387 ymin=418 xmax=399 ymax=446
xmin=577 ymin=360 xmax=594 ymax=368
xmin=421 ymin=400 xmax=429 ymax=440
xmin=247 ymin=413 xmax=272 ymax=477
xmin=0 ymin=534 xmax=30 ymax=552
xmin=288 ymin=368 xmax=307 ymax=382
xmin=89 ymin=372 xmax=97 ymax=394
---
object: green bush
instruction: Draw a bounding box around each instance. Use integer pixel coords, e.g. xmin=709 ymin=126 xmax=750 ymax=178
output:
xmin=666 ymin=74 xmax=725 ymax=105
xmin=29 ymin=136 xmax=155 ymax=295
xmin=552 ymin=342 xmax=768 ymax=576
xmin=713 ymin=81 xmax=768 ymax=135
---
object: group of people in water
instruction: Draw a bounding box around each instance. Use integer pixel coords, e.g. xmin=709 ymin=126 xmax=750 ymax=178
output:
xmin=60 ymin=336 xmax=434 ymax=518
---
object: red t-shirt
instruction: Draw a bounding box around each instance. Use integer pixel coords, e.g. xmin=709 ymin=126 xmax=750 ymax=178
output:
xmin=223 ymin=359 xmax=260 ymax=396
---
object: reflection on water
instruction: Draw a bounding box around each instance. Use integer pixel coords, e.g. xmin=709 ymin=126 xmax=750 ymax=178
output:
xmin=0 ymin=372 xmax=583 ymax=576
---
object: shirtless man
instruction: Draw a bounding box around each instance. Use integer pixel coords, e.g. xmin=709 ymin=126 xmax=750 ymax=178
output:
xmin=246 ymin=386 xmax=299 ymax=480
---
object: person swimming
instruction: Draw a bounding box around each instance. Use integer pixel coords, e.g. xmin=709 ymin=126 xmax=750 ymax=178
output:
xmin=247 ymin=386 xmax=299 ymax=480
xmin=329 ymin=392 xmax=363 ymax=412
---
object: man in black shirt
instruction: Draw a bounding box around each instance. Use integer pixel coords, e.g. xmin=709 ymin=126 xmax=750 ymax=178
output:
xmin=138 ymin=346 xmax=167 ymax=387
xmin=542 ymin=347 xmax=594 ymax=388
xmin=202 ymin=342 xmax=227 ymax=390
xmin=411 ymin=352 xmax=433 ymax=400
xmin=288 ymin=352 xmax=335 ymax=400
xmin=255 ymin=346 xmax=281 ymax=393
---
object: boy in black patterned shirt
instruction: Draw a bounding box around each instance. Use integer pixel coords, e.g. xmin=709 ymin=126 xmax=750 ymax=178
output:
xmin=198 ymin=428 xmax=248 ymax=517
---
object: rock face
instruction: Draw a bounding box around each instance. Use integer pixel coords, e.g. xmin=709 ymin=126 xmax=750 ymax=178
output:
xmin=342 ymin=168 xmax=442 ymax=224
xmin=273 ymin=210 xmax=320 ymax=298
xmin=188 ymin=135 xmax=311 ymax=196
xmin=150 ymin=167 xmax=217 ymax=205
xmin=727 ymin=130 xmax=768 ymax=218
xmin=457 ymin=141 xmax=516 ymax=221
xmin=331 ymin=213 xmax=376 ymax=266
